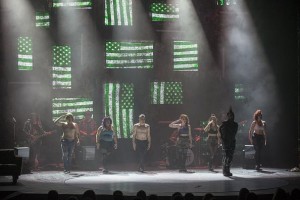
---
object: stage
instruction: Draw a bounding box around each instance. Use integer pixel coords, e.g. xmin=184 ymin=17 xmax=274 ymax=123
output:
xmin=1 ymin=167 xmax=300 ymax=198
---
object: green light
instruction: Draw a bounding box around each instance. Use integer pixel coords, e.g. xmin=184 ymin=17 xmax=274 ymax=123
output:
xmin=53 ymin=46 xmax=72 ymax=89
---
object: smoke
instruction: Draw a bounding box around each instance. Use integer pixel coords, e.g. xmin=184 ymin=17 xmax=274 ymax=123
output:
xmin=223 ymin=3 xmax=280 ymax=127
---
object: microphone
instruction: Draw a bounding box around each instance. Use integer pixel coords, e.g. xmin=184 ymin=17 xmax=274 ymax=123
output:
xmin=12 ymin=117 xmax=16 ymax=123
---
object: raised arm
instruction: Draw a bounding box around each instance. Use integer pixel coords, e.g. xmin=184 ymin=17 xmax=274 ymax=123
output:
xmin=54 ymin=115 xmax=66 ymax=127
xmin=169 ymin=120 xmax=181 ymax=129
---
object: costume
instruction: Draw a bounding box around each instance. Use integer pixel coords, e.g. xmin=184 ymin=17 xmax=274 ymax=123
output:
xmin=251 ymin=121 xmax=266 ymax=169
xmin=219 ymin=118 xmax=238 ymax=176
xmin=177 ymin=125 xmax=190 ymax=172
xmin=206 ymin=124 xmax=219 ymax=170
xmin=96 ymin=126 xmax=116 ymax=172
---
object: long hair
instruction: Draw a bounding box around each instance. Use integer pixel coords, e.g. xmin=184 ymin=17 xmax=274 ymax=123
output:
xmin=253 ymin=110 xmax=263 ymax=126
xmin=102 ymin=116 xmax=112 ymax=130
xmin=208 ymin=114 xmax=218 ymax=126
xmin=180 ymin=114 xmax=189 ymax=127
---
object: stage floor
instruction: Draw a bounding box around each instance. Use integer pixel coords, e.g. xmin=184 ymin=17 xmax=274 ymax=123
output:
xmin=1 ymin=168 xmax=300 ymax=197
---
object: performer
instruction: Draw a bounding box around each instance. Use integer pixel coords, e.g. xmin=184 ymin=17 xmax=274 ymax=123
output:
xmin=132 ymin=114 xmax=151 ymax=172
xmin=219 ymin=108 xmax=238 ymax=177
xmin=169 ymin=114 xmax=193 ymax=172
xmin=23 ymin=113 xmax=48 ymax=171
xmin=204 ymin=114 xmax=221 ymax=171
xmin=96 ymin=116 xmax=118 ymax=174
xmin=79 ymin=111 xmax=97 ymax=146
xmin=248 ymin=110 xmax=267 ymax=171
xmin=54 ymin=113 xmax=80 ymax=173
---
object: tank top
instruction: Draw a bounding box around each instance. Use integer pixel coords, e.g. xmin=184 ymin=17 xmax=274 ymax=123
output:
xmin=100 ymin=128 xmax=114 ymax=142
xmin=178 ymin=126 xmax=189 ymax=137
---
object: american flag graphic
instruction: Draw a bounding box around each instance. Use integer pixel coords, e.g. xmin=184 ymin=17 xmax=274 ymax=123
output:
xmin=150 ymin=2 xmax=179 ymax=22
xmin=104 ymin=83 xmax=134 ymax=138
xmin=150 ymin=82 xmax=183 ymax=105
xmin=18 ymin=37 xmax=33 ymax=70
xmin=106 ymin=41 xmax=154 ymax=69
xmin=52 ymin=46 xmax=72 ymax=89
xmin=173 ymin=41 xmax=198 ymax=71
xmin=52 ymin=98 xmax=93 ymax=121
xmin=105 ymin=0 xmax=133 ymax=26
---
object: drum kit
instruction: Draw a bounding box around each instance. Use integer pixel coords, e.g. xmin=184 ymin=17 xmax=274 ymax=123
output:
xmin=163 ymin=128 xmax=206 ymax=168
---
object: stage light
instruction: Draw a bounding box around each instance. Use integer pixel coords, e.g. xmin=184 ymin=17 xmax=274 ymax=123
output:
xmin=104 ymin=0 xmax=133 ymax=26
xmin=52 ymin=46 xmax=72 ymax=89
xmin=52 ymin=98 xmax=94 ymax=121
xmin=105 ymin=41 xmax=154 ymax=69
xmin=17 ymin=37 xmax=33 ymax=71
xmin=173 ymin=41 xmax=198 ymax=71
xmin=35 ymin=11 xmax=50 ymax=28
xmin=150 ymin=82 xmax=183 ymax=105
xmin=104 ymin=83 xmax=134 ymax=138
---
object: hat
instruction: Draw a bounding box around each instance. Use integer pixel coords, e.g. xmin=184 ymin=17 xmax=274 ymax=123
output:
xmin=139 ymin=114 xmax=145 ymax=118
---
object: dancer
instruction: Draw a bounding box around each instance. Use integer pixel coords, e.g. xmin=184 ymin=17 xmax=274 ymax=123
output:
xmin=96 ymin=116 xmax=118 ymax=173
xmin=132 ymin=114 xmax=151 ymax=172
xmin=219 ymin=108 xmax=238 ymax=176
xmin=54 ymin=113 xmax=80 ymax=173
xmin=248 ymin=110 xmax=267 ymax=170
xmin=79 ymin=111 xmax=97 ymax=146
xmin=204 ymin=114 xmax=221 ymax=171
xmin=169 ymin=114 xmax=193 ymax=172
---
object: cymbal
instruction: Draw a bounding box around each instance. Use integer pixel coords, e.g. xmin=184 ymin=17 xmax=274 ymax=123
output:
xmin=194 ymin=128 xmax=204 ymax=131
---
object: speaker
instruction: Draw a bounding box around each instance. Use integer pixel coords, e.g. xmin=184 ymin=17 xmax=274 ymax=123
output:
xmin=242 ymin=145 xmax=255 ymax=169
xmin=82 ymin=146 xmax=96 ymax=161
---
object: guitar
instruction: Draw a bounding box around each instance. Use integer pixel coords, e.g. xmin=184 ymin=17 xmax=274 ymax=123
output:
xmin=28 ymin=131 xmax=56 ymax=145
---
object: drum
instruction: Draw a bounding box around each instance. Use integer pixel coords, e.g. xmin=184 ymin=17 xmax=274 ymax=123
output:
xmin=166 ymin=145 xmax=194 ymax=168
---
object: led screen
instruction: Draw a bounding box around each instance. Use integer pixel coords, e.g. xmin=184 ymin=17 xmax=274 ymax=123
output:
xmin=106 ymin=41 xmax=154 ymax=69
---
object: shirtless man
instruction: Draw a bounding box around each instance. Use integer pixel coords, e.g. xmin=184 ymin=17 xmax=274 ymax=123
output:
xmin=54 ymin=113 xmax=80 ymax=173
xmin=132 ymin=114 xmax=151 ymax=172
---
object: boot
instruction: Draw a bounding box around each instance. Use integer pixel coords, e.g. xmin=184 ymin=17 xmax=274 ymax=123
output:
xmin=223 ymin=166 xmax=232 ymax=177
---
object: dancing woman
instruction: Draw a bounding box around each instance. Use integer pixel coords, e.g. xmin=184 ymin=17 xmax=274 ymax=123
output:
xmin=169 ymin=114 xmax=192 ymax=172
xmin=249 ymin=110 xmax=267 ymax=170
xmin=204 ymin=114 xmax=221 ymax=171
xmin=96 ymin=116 xmax=118 ymax=173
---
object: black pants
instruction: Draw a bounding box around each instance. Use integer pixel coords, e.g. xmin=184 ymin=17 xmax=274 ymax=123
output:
xmin=207 ymin=136 xmax=218 ymax=168
xmin=252 ymin=134 xmax=265 ymax=166
xmin=177 ymin=137 xmax=189 ymax=170
xmin=222 ymin=142 xmax=235 ymax=172
xmin=136 ymin=140 xmax=148 ymax=170
xmin=100 ymin=141 xmax=114 ymax=170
